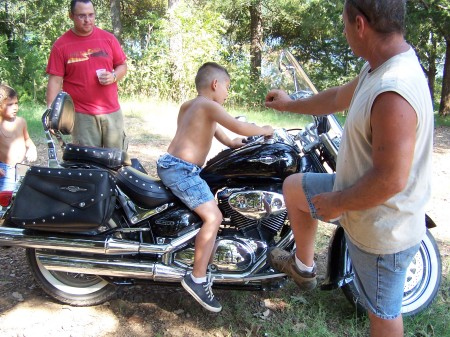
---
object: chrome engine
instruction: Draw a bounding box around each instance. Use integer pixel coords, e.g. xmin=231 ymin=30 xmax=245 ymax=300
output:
xmin=217 ymin=188 xmax=287 ymax=234
xmin=174 ymin=236 xmax=267 ymax=273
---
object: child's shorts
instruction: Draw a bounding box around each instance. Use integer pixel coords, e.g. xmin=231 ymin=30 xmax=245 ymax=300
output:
xmin=156 ymin=153 xmax=214 ymax=210
xmin=0 ymin=162 xmax=16 ymax=191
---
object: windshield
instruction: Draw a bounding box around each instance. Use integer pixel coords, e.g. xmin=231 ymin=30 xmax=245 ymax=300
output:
xmin=261 ymin=50 xmax=316 ymax=98
xmin=262 ymin=49 xmax=343 ymax=135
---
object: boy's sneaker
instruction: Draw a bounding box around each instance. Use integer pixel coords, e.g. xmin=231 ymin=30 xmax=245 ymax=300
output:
xmin=268 ymin=248 xmax=317 ymax=290
xmin=181 ymin=273 xmax=222 ymax=313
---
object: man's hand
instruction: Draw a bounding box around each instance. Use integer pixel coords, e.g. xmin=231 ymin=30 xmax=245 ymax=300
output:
xmin=265 ymin=89 xmax=292 ymax=111
xmin=311 ymin=191 xmax=343 ymax=222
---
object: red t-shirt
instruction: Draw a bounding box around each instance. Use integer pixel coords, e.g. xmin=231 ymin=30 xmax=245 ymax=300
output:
xmin=46 ymin=27 xmax=127 ymax=115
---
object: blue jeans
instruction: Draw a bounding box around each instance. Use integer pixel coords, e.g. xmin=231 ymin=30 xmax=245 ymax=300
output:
xmin=156 ymin=153 xmax=214 ymax=210
xmin=346 ymin=235 xmax=420 ymax=319
xmin=301 ymin=172 xmax=420 ymax=319
xmin=301 ymin=172 xmax=336 ymax=221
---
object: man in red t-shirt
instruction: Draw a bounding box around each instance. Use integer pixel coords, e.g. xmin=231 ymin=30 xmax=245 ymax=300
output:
xmin=46 ymin=0 xmax=128 ymax=150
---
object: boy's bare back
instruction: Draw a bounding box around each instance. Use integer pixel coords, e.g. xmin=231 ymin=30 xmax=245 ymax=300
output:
xmin=167 ymin=97 xmax=218 ymax=167
xmin=166 ymin=62 xmax=273 ymax=167
xmin=167 ymin=96 xmax=272 ymax=167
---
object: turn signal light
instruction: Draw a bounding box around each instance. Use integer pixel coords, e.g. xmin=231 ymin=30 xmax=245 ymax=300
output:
xmin=0 ymin=191 xmax=13 ymax=207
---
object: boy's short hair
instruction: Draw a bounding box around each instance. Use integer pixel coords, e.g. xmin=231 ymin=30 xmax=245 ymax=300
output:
xmin=0 ymin=84 xmax=17 ymax=105
xmin=195 ymin=62 xmax=230 ymax=91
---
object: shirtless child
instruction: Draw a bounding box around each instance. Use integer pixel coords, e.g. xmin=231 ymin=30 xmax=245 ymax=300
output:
xmin=157 ymin=62 xmax=273 ymax=312
xmin=0 ymin=85 xmax=37 ymax=191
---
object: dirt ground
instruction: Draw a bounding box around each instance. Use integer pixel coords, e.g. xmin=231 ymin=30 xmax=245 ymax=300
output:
xmin=0 ymin=113 xmax=449 ymax=337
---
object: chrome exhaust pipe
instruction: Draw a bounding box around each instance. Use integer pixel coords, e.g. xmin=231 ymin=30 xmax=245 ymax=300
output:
xmin=0 ymin=227 xmax=199 ymax=255
xmin=37 ymin=251 xmax=286 ymax=284
xmin=37 ymin=251 xmax=185 ymax=282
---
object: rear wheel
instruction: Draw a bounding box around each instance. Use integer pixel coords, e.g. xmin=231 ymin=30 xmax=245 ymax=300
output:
xmin=342 ymin=229 xmax=442 ymax=316
xmin=26 ymin=248 xmax=117 ymax=306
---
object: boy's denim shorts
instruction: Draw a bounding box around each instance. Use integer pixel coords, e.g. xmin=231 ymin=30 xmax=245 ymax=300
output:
xmin=156 ymin=153 xmax=214 ymax=210
xmin=0 ymin=162 xmax=16 ymax=191
xmin=301 ymin=172 xmax=420 ymax=319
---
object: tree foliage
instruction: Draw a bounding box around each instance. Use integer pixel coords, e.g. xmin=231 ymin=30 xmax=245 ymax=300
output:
xmin=407 ymin=0 xmax=450 ymax=115
xmin=0 ymin=0 xmax=448 ymax=114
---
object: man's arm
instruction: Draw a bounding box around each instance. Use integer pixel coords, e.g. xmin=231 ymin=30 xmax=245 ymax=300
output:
xmin=113 ymin=63 xmax=127 ymax=82
xmin=265 ymin=76 xmax=359 ymax=115
xmin=46 ymin=75 xmax=63 ymax=108
xmin=312 ymin=91 xmax=418 ymax=221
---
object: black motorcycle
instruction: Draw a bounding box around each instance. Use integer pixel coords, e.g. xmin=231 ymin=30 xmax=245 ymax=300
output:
xmin=0 ymin=50 xmax=441 ymax=316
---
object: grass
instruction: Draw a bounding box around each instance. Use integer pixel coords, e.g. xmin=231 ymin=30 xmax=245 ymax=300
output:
xmin=23 ymin=98 xmax=449 ymax=142
xmin=18 ymin=98 xmax=450 ymax=336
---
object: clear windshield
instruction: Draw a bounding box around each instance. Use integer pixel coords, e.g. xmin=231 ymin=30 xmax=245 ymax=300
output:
xmin=262 ymin=49 xmax=343 ymax=134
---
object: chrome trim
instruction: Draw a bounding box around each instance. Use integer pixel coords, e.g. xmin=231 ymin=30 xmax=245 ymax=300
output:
xmin=247 ymin=155 xmax=289 ymax=165
xmin=116 ymin=186 xmax=171 ymax=225
xmin=0 ymin=226 xmax=200 ymax=255
xmin=228 ymin=190 xmax=285 ymax=220
xmin=36 ymin=251 xmax=286 ymax=284
xmin=37 ymin=252 xmax=185 ymax=282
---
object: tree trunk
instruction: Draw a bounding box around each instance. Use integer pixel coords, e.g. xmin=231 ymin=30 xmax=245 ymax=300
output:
xmin=439 ymin=38 xmax=450 ymax=116
xmin=168 ymin=0 xmax=183 ymax=101
xmin=427 ymin=32 xmax=437 ymax=101
xmin=249 ymin=1 xmax=262 ymax=80
xmin=109 ymin=0 xmax=123 ymax=44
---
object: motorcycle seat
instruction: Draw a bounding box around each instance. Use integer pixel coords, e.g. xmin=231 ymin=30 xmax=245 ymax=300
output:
xmin=63 ymin=143 xmax=131 ymax=170
xmin=116 ymin=166 xmax=175 ymax=209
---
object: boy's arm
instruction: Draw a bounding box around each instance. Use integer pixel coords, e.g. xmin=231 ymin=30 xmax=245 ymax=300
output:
xmin=212 ymin=104 xmax=273 ymax=137
xmin=214 ymin=126 xmax=245 ymax=149
xmin=22 ymin=119 xmax=37 ymax=162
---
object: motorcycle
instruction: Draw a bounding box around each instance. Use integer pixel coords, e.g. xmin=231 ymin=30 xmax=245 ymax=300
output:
xmin=0 ymin=50 xmax=441 ymax=316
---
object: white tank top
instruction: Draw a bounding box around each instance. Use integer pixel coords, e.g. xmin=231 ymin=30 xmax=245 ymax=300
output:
xmin=334 ymin=48 xmax=434 ymax=254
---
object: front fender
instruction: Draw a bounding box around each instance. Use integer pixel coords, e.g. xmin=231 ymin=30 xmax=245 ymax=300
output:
xmin=320 ymin=214 xmax=437 ymax=291
xmin=320 ymin=226 xmax=353 ymax=290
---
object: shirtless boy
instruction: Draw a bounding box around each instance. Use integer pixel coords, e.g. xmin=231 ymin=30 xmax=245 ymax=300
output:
xmin=0 ymin=85 xmax=37 ymax=191
xmin=157 ymin=62 xmax=273 ymax=312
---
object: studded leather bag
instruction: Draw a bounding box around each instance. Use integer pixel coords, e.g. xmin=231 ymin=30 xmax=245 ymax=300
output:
xmin=10 ymin=166 xmax=116 ymax=232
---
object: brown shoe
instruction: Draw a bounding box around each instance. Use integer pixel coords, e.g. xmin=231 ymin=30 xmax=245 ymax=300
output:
xmin=268 ymin=248 xmax=317 ymax=290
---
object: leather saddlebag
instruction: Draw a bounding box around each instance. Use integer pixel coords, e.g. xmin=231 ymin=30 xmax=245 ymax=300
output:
xmin=10 ymin=166 xmax=116 ymax=232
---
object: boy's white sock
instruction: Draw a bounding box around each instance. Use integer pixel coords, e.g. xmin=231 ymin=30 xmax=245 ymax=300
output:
xmin=190 ymin=273 xmax=207 ymax=284
xmin=295 ymin=255 xmax=315 ymax=273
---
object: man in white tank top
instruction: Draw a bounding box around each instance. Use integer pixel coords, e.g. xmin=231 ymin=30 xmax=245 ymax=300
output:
xmin=264 ymin=1 xmax=433 ymax=336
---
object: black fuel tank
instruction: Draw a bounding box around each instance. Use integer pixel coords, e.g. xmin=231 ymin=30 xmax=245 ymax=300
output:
xmin=201 ymin=141 xmax=300 ymax=185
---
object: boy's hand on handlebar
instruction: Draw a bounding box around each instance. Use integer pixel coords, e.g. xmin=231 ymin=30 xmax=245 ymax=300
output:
xmin=230 ymin=137 xmax=247 ymax=148
xmin=262 ymin=125 xmax=274 ymax=136
xmin=265 ymin=89 xmax=291 ymax=111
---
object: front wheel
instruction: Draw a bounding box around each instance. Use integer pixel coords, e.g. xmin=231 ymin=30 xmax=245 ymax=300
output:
xmin=342 ymin=229 xmax=442 ymax=316
xmin=26 ymin=248 xmax=117 ymax=306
